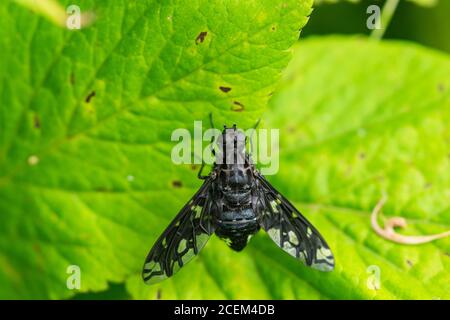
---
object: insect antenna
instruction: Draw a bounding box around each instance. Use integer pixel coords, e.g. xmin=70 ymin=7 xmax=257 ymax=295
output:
xmin=248 ymin=118 xmax=261 ymax=157
xmin=208 ymin=112 xmax=215 ymax=129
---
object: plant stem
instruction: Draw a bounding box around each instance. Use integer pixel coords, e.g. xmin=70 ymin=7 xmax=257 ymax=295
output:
xmin=13 ymin=0 xmax=67 ymax=27
xmin=371 ymin=0 xmax=400 ymax=40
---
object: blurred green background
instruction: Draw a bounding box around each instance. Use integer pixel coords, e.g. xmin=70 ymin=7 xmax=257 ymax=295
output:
xmin=303 ymin=0 xmax=450 ymax=53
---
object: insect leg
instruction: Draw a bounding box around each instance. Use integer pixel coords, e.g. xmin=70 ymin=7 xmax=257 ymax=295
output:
xmin=209 ymin=135 xmax=216 ymax=156
xmin=208 ymin=112 xmax=216 ymax=156
xmin=197 ymin=113 xmax=217 ymax=180
xmin=252 ymin=118 xmax=261 ymax=131
xmin=197 ymin=161 xmax=209 ymax=180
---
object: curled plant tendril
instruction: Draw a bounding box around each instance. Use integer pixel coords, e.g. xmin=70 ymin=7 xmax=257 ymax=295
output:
xmin=371 ymin=195 xmax=450 ymax=245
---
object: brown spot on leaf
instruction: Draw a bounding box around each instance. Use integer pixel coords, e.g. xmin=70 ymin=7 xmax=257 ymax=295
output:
xmin=219 ymin=86 xmax=231 ymax=93
xmin=195 ymin=31 xmax=208 ymax=45
xmin=231 ymin=101 xmax=245 ymax=112
xmin=85 ymin=91 xmax=96 ymax=103
xmin=359 ymin=152 xmax=366 ymax=159
xmin=172 ymin=180 xmax=182 ymax=188
xmin=70 ymin=73 xmax=75 ymax=85
xmin=156 ymin=289 xmax=162 ymax=300
xmin=191 ymin=164 xmax=199 ymax=171
xmin=437 ymin=83 xmax=445 ymax=92
xmin=34 ymin=114 xmax=41 ymax=128
xmin=406 ymin=259 xmax=413 ymax=267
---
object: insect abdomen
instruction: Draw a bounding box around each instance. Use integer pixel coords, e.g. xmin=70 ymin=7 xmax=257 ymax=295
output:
xmin=215 ymin=208 xmax=260 ymax=251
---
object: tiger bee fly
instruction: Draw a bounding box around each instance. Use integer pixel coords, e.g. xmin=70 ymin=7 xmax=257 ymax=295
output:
xmin=143 ymin=124 xmax=334 ymax=284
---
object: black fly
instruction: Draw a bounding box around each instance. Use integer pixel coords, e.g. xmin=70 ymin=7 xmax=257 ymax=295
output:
xmin=143 ymin=123 xmax=334 ymax=284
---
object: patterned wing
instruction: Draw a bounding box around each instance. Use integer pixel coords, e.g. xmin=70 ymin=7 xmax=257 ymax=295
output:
xmin=142 ymin=179 xmax=216 ymax=284
xmin=255 ymin=173 xmax=334 ymax=271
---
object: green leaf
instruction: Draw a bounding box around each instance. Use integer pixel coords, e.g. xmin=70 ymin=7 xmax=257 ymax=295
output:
xmin=128 ymin=36 xmax=450 ymax=300
xmin=0 ymin=0 xmax=313 ymax=299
